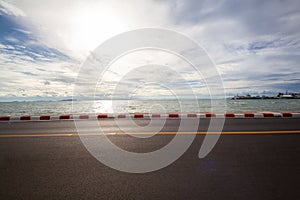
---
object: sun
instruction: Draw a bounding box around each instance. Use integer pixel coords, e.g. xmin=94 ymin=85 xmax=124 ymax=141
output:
xmin=68 ymin=2 xmax=130 ymax=55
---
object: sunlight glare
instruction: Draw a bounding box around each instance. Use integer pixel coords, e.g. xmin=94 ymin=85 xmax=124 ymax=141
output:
xmin=69 ymin=3 xmax=130 ymax=54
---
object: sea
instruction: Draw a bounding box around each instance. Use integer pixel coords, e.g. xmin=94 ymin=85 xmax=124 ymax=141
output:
xmin=0 ymin=99 xmax=300 ymax=116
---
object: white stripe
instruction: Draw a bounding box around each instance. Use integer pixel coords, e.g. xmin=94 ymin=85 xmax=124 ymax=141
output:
xmin=179 ymin=114 xmax=187 ymax=118
xmin=292 ymin=113 xmax=300 ymax=118
xmin=234 ymin=114 xmax=245 ymax=118
xmin=143 ymin=114 xmax=151 ymax=118
xmin=254 ymin=113 xmax=264 ymax=118
xmin=112 ymin=113 xmax=119 ymax=118
xmin=125 ymin=114 xmax=131 ymax=118
xmin=31 ymin=116 xmax=40 ymax=120
xmin=50 ymin=116 xmax=59 ymax=120
xmin=216 ymin=114 xmax=225 ymax=118
xmin=89 ymin=115 xmax=98 ymax=120
xmin=198 ymin=114 xmax=206 ymax=118
xmin=160 ymin=114 xmax=168 ymax=118
xmin=71 ymin=115 xmax=80 ymax=120
xmin=273 ymin=113 xmax=283 ymax=117
xmin=10 ymin=116 xmax=20 ymax=121
xmin=107 ymin=113 xmax=115 ymax=118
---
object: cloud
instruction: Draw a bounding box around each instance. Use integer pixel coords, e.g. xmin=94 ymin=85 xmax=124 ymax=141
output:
xmin=0 ymin=0 xmax=300 ymax=100
xmin=167 ymin=0 xmax=300 ymax=95
xmin=0 ymin=0 xmax=25 ymax=16
xmin=4 ymin=0 xmax=171 ymax=60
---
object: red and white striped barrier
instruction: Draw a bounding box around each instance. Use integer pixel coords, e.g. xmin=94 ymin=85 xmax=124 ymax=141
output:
xmin=0 ymin=112 xmax=299 ymax=121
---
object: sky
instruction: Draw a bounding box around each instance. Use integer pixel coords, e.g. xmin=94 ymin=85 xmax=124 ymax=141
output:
xmin=0 ymin=0 xmax=300 ymax=101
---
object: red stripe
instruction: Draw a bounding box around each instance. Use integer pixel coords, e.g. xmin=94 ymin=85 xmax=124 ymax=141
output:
xmin=282 ymin=113 xmax=292 ymax=117
xmin=263 ymin=113 xmax=274 ymax=117
xmin=20 ymin=116 xmax=31 ymax=120
xmin=134 ymin=114 xmax=144 ymax=118
xmin=97 ymin=114 xmax=108 ymax=118
xmin=79 ymin=115 xmax=89 ymax=119
xmin=5 ymin=113 xmax=297 ymax=121
xmin=40 ymin=115 xmax=50 ymax=120
xmin=169 ymin=114 xmax=179 ymax=118
xmin=59 ymin=115 xmax=70 ymax=120
xmin=244 ymin=113 xmax=254 ymax=118
xmin=152 ymin=114 xmax=161 ymax=118
xmin=187 ymin=113 xmax=197 ymax=118
xmin=225 ymin=113 xmax=235 ymax=118
xmin=206 ymin=113 xmax=216 ymax=118
xmin=0 ymin=116 xmax=10 ymax=121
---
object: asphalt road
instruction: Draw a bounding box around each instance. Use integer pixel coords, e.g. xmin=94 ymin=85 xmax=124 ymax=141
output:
xmin=1 ymin=118 xmax=300 ymax=134
xmin=0 ymin=118 xmax=300 ymax=199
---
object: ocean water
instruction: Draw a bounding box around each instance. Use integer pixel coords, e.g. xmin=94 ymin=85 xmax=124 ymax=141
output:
xmin=0 ymin=99 xmax=300 ymax=116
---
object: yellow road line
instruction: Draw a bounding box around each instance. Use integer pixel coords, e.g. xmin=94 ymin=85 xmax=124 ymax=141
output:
xmin=0 ymin=130 xmax=300 ymax=138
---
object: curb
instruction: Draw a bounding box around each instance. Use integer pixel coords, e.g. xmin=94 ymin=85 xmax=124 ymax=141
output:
xmin=0 ymin=112 xmax=300 ymax=121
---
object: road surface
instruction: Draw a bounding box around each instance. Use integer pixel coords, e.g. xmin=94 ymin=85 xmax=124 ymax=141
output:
xmin=0 ymin=118 xmax=300 ymax=199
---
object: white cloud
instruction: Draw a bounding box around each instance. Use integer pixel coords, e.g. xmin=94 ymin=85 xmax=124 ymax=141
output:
xmin=1 ymin=0 xmax=300 ymax=100
xmin=0 ymin=0 xmax=26 ymax=16
xmin=6 ymin=0 xmax=171 ymax=60
xmin=0 ymin=48 xmax=78 ymax=99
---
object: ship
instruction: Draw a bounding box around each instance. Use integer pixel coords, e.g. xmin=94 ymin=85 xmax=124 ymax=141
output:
xmin=277 ymin=91 xmax=300 ymax=99
xmin=232 ymin=91 xmax=300 ymax=100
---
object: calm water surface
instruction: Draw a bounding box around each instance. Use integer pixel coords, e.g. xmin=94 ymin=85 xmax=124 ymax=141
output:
xmin=0 ymin=99 xmax=299 ymax=115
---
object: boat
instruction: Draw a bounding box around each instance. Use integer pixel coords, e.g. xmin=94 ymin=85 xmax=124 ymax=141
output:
xmin=232 ymin=91 xmax=300 ymax=100
xmin=277 ymin=92 xmax=300 ymax=99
